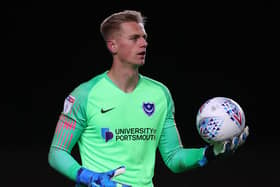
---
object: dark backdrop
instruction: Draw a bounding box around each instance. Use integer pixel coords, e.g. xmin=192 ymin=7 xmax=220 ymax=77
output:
xmin=2 ymin=1 xmax=273 ymax=186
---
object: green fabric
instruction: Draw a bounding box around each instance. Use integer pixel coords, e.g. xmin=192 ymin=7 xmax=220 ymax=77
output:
xmin=158 ymin=124 xmax=205 ymax=173
xmin=48 ymin=75 xmax=99 ymax=180
xmin=48 ymin=147 xmax=81 ymax=181
xmin=48 ymin=71 xmax=206 ymax=186
xmin=157 ymin=81 xmax=205 ymax=173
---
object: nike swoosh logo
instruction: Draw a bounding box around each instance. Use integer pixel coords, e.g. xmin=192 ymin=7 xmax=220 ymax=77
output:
xmin=101 ymin=107 xmax=115 ymax=114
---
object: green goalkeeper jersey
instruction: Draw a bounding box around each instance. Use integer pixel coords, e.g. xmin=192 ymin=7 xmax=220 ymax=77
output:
xmin=49 ymin=71 xmax=205 ymax=187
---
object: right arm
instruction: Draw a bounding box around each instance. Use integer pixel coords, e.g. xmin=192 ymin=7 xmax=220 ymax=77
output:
xmin=48 ymin=90 xmax=130 ymax=187
xmin=48 ymin=91 xmax=87 ymax=181
xmin=48 ymin=112 xmax=84 ymax=181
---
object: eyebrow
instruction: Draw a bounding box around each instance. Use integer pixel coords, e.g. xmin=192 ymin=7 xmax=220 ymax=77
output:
xmin=129 ymin=33 xmax=148 ymax=39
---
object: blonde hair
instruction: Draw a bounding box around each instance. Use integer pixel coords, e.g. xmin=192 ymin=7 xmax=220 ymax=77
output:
xmin=100 ymin=10 xmax=146 ymax=41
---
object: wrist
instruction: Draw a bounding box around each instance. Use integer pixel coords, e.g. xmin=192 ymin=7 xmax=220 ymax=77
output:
xmin=204 ymin=145 xmax=216 ymax=161
xmin=76 ymin=167 xmax=97 ymax=185
xmin=198 ymin=146 xmax=214 ymax=167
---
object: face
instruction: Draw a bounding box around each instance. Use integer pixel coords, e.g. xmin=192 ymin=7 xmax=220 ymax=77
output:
xmin=111 ymin=22 xmax=148 ymax=66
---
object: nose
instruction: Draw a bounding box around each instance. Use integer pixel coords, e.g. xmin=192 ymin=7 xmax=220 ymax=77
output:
xmin=140 ymin=37 xmax=148 ymax=48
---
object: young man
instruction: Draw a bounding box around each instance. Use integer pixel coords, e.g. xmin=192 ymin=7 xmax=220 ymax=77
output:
xmin=48 ymin=10 xmax=249 ymax=187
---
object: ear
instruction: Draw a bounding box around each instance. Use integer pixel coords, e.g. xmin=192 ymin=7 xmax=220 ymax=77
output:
xmin=106 ymin=40 xmax=117 ymax=54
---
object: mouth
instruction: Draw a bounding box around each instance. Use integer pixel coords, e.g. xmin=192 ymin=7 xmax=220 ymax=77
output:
xmin=137 ymin=51 xmax=146 ymax=56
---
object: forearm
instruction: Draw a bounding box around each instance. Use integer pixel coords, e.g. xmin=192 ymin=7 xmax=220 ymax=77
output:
xmin=48 ymin=146 xmax=81 ymax=181
xmin=159 ymin=123 xmax=205 ymax=173
xmin=163 ymin=147 xmax=206 ymax=173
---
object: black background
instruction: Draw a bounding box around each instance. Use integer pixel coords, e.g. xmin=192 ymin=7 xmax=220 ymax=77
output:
xmin=2 ymin=1 xmax=274 ymax=186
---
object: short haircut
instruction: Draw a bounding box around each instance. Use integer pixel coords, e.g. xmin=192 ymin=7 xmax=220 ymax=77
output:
xmin=100 ymin=10 xmax=146 ymax=41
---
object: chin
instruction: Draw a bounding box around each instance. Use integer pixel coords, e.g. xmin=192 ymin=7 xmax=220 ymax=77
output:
xmin=138 ymin=62 xmax=145 ymax=67
xmin=130 ymin=59 xmax=145 ymax=67
xmin=138 ymin=59 xmax=146 ymax=65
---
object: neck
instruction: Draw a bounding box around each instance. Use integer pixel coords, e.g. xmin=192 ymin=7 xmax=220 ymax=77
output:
xmin=107 ymin=63 xmax=140 ymax=93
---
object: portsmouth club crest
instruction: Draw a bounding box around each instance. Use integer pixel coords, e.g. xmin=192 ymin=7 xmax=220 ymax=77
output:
xmin=143 ymin=102 xmax=155 ymax=117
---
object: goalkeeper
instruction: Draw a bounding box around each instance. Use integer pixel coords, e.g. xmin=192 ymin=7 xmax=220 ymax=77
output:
xmin=48 ymin=10 xmax=249 ymax=187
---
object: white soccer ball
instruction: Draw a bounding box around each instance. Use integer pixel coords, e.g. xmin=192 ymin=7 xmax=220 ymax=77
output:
xmin=196 ymin=97 xmax=245 ymax=144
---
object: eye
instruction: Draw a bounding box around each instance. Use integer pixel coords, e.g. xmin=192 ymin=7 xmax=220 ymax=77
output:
xmin=143 ymin=35 xmax=147 ymax=40
xmin=130 ymin=35 xmax=139 ymax=41
xmin=129 ymin=34 xmax=147 ymax=42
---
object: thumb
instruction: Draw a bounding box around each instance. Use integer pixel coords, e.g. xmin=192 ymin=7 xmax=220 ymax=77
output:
xmin=239 ymin=126 xmax=249 ymax=146
xmin=213 ymin=141 xmax=231 ymax=156
xmin=107 ymin=166 xmax=126 ymax=178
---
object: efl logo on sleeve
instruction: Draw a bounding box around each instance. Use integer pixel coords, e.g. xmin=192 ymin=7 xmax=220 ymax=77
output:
xmin=63 ymin=95 xmax=75 ymax=114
